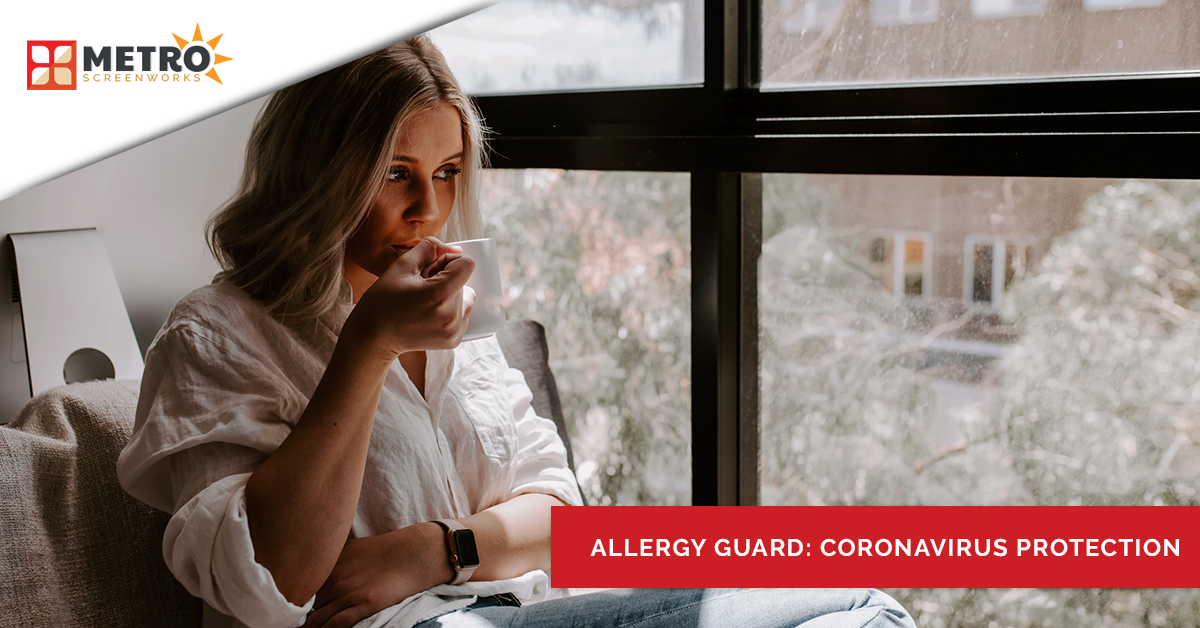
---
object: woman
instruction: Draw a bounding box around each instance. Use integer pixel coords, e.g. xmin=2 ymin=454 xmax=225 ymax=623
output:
xmin=117 ymin=35 xmax=914 ymax=628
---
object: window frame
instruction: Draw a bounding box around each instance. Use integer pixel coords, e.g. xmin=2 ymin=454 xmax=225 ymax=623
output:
xmin=464 ymin=0 xmax=1200 ymax=506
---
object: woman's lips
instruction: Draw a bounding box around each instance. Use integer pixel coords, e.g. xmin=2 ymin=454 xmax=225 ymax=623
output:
xmin=391 ymin=244 xmax=416 ymax=255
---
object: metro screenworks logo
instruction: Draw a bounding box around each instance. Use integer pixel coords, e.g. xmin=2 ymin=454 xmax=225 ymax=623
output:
xmin=27 ymin=24 xmax=232 ymax=91
xmin=28 ymin=41 xmax=76 ymax=90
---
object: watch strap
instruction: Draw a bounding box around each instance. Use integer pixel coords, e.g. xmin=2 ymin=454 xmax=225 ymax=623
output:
xmin=433 ymin=519 xmax=476 ymax=585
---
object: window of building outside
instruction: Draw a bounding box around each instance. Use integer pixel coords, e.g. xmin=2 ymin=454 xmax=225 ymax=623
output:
xmin=963 ymin=235 xmax=1033 ymax=308
xmin=760 ymin=173 xmax=1200 ymax=626
xmin=872 ymin=0 xmax=939 ymax=26
xmin=1084 ymin=0 xmax=1167 ymax=11
xmin=780 ymin=0 xmax=843 ymax=32
xmin=971 ymin=0 xmax=1046 ymax=19
xmin=479 ymin=169 xmax=692 ymax=507
xmin=867 ymin=231 xmax=933 ymax=300
xmin=761 ymin=0 xmax=1199 ymax=87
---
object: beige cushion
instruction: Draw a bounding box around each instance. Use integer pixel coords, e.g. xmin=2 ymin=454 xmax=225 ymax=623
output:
xmin=0 ymin=379 xmax=201 ymax=627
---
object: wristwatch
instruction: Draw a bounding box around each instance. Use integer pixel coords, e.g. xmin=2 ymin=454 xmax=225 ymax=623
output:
xmin=432 ymin=519 xmax=480 ymax=585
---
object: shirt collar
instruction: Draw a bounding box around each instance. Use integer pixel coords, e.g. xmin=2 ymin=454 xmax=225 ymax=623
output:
xmin=338 ymin=276 xmax=355 ymax=305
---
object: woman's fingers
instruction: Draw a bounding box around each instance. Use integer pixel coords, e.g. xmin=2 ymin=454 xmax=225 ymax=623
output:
xmin=321 ymin=605 xmax=374 ymax=628
xmin=421 ymin=252 xmax=460 ymax=279
xmin=424 ymin=236 xmax=463 ymax=259
xmin=350 ymin=236 xmax=476 ymax=354
xmin=430 ymin=252 xmax=476 ymax=296
xmin=312 ymin=576 xmax=341 ymax=611
xmin=401 ymin=237 xmax=463 ymax=278
xmin=398 ymin=238 xmax=444 ymax=276
xmin=301 ymin=596 xmax=354 ymax=628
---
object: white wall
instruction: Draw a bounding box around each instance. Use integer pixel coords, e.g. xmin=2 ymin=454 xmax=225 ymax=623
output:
xmin=0 ymin=97 xmax=265 ymax=420
xmin=1 ymin=97 xmax=266 ymax=351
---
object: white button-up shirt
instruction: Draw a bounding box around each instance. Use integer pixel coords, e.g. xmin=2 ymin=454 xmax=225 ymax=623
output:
xmin=116 ymin=276 xmax=583 ymax=628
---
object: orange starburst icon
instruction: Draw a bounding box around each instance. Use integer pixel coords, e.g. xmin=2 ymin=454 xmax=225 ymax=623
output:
xmin=172 ymin=23 xmax=232 ymax=84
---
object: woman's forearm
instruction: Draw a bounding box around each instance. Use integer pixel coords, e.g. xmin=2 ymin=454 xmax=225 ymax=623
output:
xmin=244 ymin=326 xmax=397 ymax=606
xmin=459 ymin=492 xmax=566 ymax=582
xmin=305 ymin=493 xmax=565 ymax=626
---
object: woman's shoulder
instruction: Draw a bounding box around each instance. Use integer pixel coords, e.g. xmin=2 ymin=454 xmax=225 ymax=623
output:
xmin=150 ymin=277 xmax=281 ymax=359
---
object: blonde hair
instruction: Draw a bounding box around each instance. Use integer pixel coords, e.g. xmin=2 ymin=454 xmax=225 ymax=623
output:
xmin=207 ymin=35 xmax=486 ymax=322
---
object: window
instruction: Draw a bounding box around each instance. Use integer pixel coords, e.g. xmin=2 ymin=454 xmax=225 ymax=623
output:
xmin=963 ymin=235 xmax=1033 ymax=308
xmin=871 ymin=0 xmax=937 ymax=26
xmin=480 ymin=169 xmax=692 ymax=506
xmin=761 ymin=0 xmax=1199 ymax=87
xmin=760 ymin=172 xmax=1200 ymax=624
xmin=762 ymin=175 xmax=1200 ymax=624
xmin=1084 ymin=0 xmax=1167 ymax=11
xmin=449 ymin=0 xmax=1200 ymax=621
xmin=429 ymin=0 xmax=703 ymax=94
xmin=866 ymin=231 xmax=932 ymax=299
xmin=970 ymin=0 xmax=1046 ymax=19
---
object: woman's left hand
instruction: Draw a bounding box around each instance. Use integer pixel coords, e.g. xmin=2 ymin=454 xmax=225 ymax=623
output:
xmin=302 ymin=523 xmax=449 ymax=628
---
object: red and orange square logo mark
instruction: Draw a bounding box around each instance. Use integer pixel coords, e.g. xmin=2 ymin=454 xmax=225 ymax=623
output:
xmin=28 ymin=40 xmax=77 ymax=90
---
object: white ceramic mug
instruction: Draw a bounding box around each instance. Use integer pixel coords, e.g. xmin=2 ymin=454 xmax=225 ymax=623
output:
xmin=449 ymin=238 xmax=506 ymax=341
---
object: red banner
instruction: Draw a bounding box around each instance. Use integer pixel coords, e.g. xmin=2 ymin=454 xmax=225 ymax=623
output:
xmin=550 ymin=506 xmax=1200 ymax=588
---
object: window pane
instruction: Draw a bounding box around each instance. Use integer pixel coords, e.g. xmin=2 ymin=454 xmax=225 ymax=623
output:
xmin=759 ymin=173 xmax=1200 ymax=624
xmin=762 ymin=0 xmax=1200 ymax=88
xmin=430 ymin=0 xmax=703 ymax=94
xmin=482 ymin=170 xmax=691 ymax=505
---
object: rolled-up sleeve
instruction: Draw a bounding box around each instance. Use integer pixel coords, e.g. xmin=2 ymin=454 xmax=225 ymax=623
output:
xmin=500 ymin=363 xmax=584 ymax=507
xmin=116 ymin=324 xmax=312 ymax=628
xmin=165 ymin=473 xmax=313 ymax=628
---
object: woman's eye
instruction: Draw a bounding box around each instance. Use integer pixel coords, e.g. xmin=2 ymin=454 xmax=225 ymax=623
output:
xmin=436 ymin=166 xmax=463 ymax=181
xmin=387 ymin=167 xmax=408 ymax=182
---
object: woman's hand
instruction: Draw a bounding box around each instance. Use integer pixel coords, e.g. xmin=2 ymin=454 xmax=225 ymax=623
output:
xmin=302 ymin=523 xmax=451 ymax=628
xmin=343 ymin=237 xmax=476 ymax=360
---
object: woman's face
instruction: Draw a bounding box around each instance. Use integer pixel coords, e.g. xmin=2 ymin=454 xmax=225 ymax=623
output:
xmin=345 ymin=103 xmax=464 ymax=290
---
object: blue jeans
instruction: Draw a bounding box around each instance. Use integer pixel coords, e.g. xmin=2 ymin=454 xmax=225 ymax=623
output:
xmin=414 ymin=589 xmax=914 ymax=628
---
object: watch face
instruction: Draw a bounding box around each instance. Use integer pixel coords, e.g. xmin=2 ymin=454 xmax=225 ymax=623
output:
xmin=452 ymin=529 xmax=480 ymax=569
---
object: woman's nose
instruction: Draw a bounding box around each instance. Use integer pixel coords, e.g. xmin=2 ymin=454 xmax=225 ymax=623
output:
xmin=404 ymin=180 xmax=441 ymax=224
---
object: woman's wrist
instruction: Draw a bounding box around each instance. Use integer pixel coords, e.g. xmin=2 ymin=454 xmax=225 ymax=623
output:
xmin=338 ymin=310 xmax=405 ymax=365
xmin=393 ymin=522 xmax=455 ymax=589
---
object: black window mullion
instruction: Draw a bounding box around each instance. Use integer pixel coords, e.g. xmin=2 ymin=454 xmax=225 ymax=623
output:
xmin=744 ymin=74 xmax=1200 ymax=120
xmin=690 ymin=170 xmax=760 ymax=507
xmin=738 ymin=173 xmax=762 ymax=507
xmin=483 ymin=133 xmax=1200 ymax=180
xmin=689 ymin=0 xmax=753 ymax=507
xmin=739 ymin=0 xmax=760 ymax=90
xmin=690 ymin=171 xmax=744 ymax=506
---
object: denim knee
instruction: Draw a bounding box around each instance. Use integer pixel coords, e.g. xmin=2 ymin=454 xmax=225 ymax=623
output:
xmin=856 ymin=589 xmax=915 ymax=628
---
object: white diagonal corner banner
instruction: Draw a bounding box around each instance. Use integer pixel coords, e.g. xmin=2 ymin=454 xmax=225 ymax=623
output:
xmin=1 ymin=0 xmax=500 ymax=202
